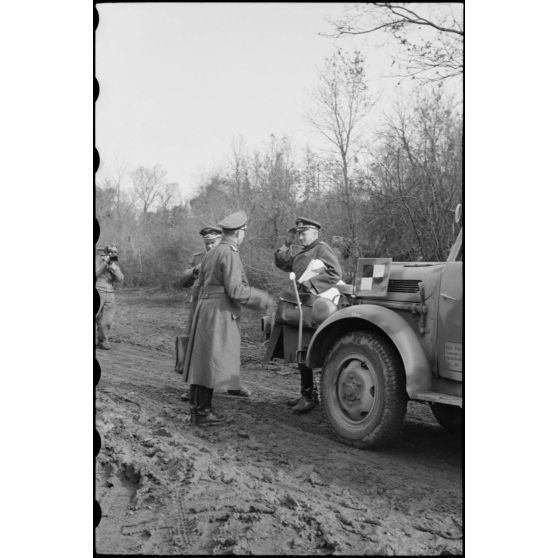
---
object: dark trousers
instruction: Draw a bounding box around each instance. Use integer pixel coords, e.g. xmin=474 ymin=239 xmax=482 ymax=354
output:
xmin=189 ymin=384 xmax=214 ymax=415
xmin=299 ymin=365 xmax=316 ymax=399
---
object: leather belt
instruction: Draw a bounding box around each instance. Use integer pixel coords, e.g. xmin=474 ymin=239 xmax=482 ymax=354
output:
xmin=199 ymin=285 xmax=226 ymax=299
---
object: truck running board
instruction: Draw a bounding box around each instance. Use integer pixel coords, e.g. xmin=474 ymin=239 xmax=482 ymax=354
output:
xmin=413 ymin=392 xmax=462 ymax=408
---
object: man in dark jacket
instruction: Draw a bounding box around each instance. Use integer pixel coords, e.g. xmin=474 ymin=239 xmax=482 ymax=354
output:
xmin=184 ymin=211 xmax=272 ymax=425
xmin=272 ymin=217 xmax=343 ymax=414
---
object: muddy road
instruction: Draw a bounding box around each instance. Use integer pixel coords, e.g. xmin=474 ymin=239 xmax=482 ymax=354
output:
xmin=95 ymin=289 xmax=463 ymax=555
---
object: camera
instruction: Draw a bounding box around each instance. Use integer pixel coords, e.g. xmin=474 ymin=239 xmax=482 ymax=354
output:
xmin=97 ymin=245 xmax=119 ymax=263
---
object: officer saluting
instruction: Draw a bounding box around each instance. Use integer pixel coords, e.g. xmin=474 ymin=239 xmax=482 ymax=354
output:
xmin=184 ymin=210 xmax=272 ymax=425
xmin=275 ymin=218 xmax=342 ymax=293
xmin=272 ymin=217 xmax=343 ymax=414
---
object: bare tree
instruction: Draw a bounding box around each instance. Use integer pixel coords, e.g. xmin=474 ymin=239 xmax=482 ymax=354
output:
xmin=230 ymin=135 xmax=250 ymax=202
xmin=130 ymin=163 xmax=170 ymax=215
xmin=159 ymin=182 xmax=179 ymax=212
xmin=305 ymin=48 xmax=375 ymax=258
xmin=98 ymin=154 xmax=128 ymax=233
xmin=328 ymin=3 xmax=463 ymax=82
xmin=359 ymin=89 xmax=462 ymax=260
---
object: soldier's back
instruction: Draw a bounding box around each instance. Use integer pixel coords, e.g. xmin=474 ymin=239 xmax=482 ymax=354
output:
xmin=201 ymin=240 xmax=234 ymax=286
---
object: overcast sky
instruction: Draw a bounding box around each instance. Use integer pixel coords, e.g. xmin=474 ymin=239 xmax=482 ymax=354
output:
xmin=96 ymin=2 xmax=462 ymax=198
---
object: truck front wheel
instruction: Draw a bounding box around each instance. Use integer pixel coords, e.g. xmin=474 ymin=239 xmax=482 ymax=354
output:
xmin=320 ymin=330 xmax=407 ymax=449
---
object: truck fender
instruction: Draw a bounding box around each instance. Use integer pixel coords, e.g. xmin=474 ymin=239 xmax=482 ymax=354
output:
xmin=306 ymin=305 xmax=431 ymax=397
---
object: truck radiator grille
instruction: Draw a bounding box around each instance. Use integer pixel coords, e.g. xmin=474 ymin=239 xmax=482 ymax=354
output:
xmin=388 ymin=279 xmax=420 ymax=293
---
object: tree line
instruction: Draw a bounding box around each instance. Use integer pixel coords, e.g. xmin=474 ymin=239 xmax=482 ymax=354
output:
xmin=96 ymin=44 xmax=462 ymax=291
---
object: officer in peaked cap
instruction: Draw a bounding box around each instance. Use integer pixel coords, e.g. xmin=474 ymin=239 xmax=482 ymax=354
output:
xmin=178 ymin=225 xmax=223 ymax=291
xmin=199 ymin=225 xmax=223 ymax=257
xmin=176 ymin=224 xmax=223 ymax=395
xmin=218 ymin=210 xmax=248 ymax=232
xmin=200 ymin=224 xmax=223 ymax=242
xmin=268 ymin=215 xmax=343 ymax=414
xmin=295 ymin=216 xmax=322 ymax=231
xmin=183 ymin=210 xmax=272 ymax=425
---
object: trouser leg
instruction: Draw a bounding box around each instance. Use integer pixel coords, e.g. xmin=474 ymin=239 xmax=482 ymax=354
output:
xmin=97 ymin=293 xmax=114 ymax=341
xmin=198 ymin=386 xmax=214 ymax=413
xmin=191 ymin=385 xmax=212 ymax=416
xmin=299 ymin=365 xmax=316 ymax=399
xmin=189 ymin=385 xmax=199 ymax=423
xmin=192 ymin=386 xmax=223 ymax=425
xmin=292 ymin=365 xmax=318 ymax=414
xmin=96 ymin=291 xmax=107 ymax=342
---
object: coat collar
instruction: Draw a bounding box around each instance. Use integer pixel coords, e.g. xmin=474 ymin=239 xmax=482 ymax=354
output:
xmin=219 ymin=237 xmax=239 ymax=250
xmin=302 ymin=238 xmax=321 ymax=252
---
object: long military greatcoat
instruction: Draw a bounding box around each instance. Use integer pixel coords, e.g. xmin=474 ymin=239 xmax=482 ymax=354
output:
xmin=274 ymin=238 xmax=342 ymax=293
xmin=184 ymin=238 xmax=252 ymax=391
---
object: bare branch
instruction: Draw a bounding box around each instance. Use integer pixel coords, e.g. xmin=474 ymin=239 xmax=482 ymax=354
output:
xmin=329 ymin=3 xmax=463 ymax=83
xmin=377 ymin=3 xmax=463 ymax=36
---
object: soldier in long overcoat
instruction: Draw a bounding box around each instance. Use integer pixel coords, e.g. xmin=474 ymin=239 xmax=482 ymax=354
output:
xmin=270 ymin=217 xmax=343 ymax=414
xmin=176 ymin=225 xmax=222 ymax=399
xmin=184 ymin=211 xmax=271 ymax=425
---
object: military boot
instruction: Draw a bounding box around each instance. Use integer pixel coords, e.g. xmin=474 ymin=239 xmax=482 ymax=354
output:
xmin=226 ymin=386 xmax=251 ymax=398
xmin=287 ymin=396 xmax=303 ymax=407
xmin=292 ymin=388 xmax=318 ymax=414
xmin=189 ymin=385 xmax=199 ymax=425
xmin=196 ymin=408 xmax=225 ymax=425
xmin=292 ymin=366 xmax=317 ymax=413
xmin=195 ymin=386 xmax=225 ymax=425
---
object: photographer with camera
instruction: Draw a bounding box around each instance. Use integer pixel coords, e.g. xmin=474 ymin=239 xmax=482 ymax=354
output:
xmin=95 ymin=244 xmax=124 ymax=350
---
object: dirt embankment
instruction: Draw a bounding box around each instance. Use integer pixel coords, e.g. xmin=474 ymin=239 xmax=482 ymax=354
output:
xmin=95 ymin=289 xmax=463 ymax=555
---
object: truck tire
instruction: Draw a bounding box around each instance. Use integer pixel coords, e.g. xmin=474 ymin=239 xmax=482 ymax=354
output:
xmin=429 ymin=403 xmax=463 ymax=434
xmin=320 ymin=330 xmax=407 ymax=449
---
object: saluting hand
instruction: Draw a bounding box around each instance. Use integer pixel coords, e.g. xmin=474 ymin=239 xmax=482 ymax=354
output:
xmin=284 ymin=228 xmax=297 ymax=247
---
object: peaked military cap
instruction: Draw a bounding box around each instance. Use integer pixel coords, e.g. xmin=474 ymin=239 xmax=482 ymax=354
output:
xmin=199 ymin=225 xmax=222 ymax=238
xmin=218 ymin=210 xmax=247 ymax=231
xmin=295 ymin=216 xmax=322 ymax=231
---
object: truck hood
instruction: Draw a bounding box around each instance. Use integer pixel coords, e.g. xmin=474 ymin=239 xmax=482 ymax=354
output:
xmin=370 ymin=261 xmax=445 ymax=303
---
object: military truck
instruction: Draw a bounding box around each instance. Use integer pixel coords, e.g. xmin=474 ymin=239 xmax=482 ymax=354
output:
xmin=263 ymin=207 xmax=463 ymax=449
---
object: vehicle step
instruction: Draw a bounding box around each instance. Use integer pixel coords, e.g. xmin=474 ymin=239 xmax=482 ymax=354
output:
xmin=413 ymin=392 xmax=462 ymax=408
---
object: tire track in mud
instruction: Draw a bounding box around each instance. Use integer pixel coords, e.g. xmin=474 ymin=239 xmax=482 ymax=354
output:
xmin=98 ymin=341 xmax=462 ymax=493
xmin=96 ymin=339 xmax=463 ymax=555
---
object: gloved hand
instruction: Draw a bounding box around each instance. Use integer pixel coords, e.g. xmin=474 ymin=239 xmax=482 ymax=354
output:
xmin=246 ymin=288 xmax=273 ymax=312
xmin=284 ymin=227 xmax=297 ymax=247
xmin=299 ymin=280 xmax=311 ymax=292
